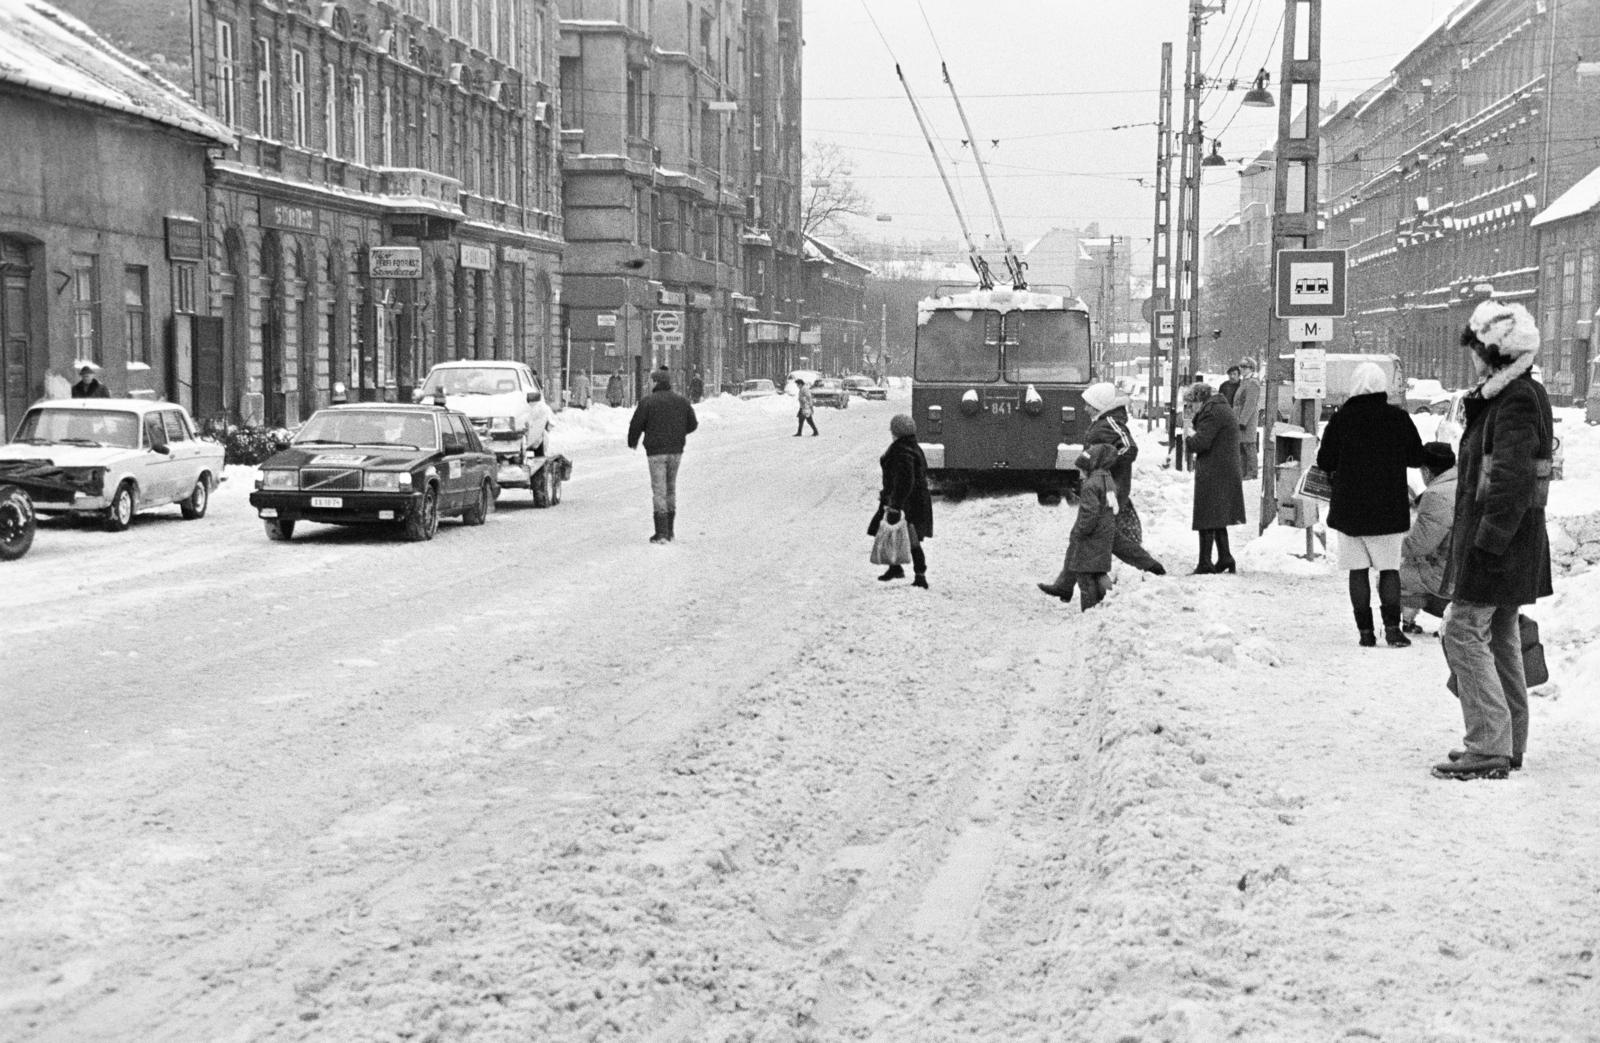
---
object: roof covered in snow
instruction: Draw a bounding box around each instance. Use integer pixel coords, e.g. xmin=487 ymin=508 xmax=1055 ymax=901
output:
xmin=0 ymin=0 xmax=233 ymax=145
xmin=918 ymin=287 xmax=1088 ymax=317
xmin=803 ymin=234 xmax=873 ymax=273
xmin=1531 ymin=164 xmax=1600 ymax=228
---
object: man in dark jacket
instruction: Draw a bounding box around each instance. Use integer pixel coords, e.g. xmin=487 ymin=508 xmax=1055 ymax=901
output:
xmin=1435 ymin=301 xmax=1554 ymax=781
xmin=1218 ymin=365 xmax=1242 ymax=408
xmin=71 ymin=365 xmax=110 ymax=398
xmin=627 ymin=367 xmax=698 ymax=543
xmin=1039 ymin=383 xmax=1164 ymax=601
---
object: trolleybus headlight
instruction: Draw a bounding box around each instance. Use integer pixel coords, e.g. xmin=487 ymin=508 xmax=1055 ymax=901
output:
xmin=1024 ymin=384 xmax=1044 ymax=416
xmin=960 ymin=389 xmax=981 ymax=416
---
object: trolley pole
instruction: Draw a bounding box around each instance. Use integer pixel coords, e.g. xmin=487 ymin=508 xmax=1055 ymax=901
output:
xmin=1149 ymin=42 xmax=1174 ymax=429
xmin=1260 ymin=0 xmax=1323 ymax=548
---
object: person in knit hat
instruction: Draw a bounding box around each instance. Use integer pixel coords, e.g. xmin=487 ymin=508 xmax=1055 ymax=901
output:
xmin=1039 ymin=382 xmax=1165 ymax=602
xmin=1434 ymin=300 xmax=1554 ymax=781
xmin=627 ymin=366 xmax=698 ymax=543
xmin=1062 ymin=443 xmax=1120 ymax=611
xmin=874 ymin=414 xmax=932 ymax=588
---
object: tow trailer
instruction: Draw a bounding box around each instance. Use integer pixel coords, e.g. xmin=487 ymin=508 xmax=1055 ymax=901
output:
xmin=0 ymin=461 xmax=89 ymax=561
xmin=495 ymin=451 xmax=572 ymax=507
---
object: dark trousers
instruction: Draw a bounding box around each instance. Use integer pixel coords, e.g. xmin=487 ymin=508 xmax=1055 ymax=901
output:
xmin=796 ymin=413 xmax=818 ymax=435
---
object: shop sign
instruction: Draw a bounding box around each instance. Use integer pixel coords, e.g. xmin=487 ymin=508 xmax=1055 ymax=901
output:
xmin=502 ymin=246 xmax=531 ymax=264
xmin=460 ymin=244 xmax=493 ymax=270
xmin=261 ymin=199 xmax=319 ymax=234
xmin=164 ymin=217 xmax=204 ymax=261
xmin=370 ymin=246 xmax=424 ymax=279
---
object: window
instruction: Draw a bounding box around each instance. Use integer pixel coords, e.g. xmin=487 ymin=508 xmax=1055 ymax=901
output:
xmin=533 ymin=9 xmax=545 ymax=79
xmin=174 ymin=264 xmax=197 ymax=314
xmin=124 ymin=266 xmax=149 ymax=365
xmin=489 ymin=0 xmax=499 ymax=57
xmin=290 ymin=49 xmax=308 ymax=145
xmin=559 ymin=56 xmax=580 ymax=128
xmin=627 ymin=68 xmax=644 ymax=137
xmin=448 ymin=0 xmax=460 ymax=36
xmin=428 ymin=0 xmax=439 ymax=25
xmin=71 ymin=254 xmax=100 ymax=363
xmin=161 ymin=410 xmax=192 ymax=442
xmin=216 ymin=21 xmax=237 ymax=126
xmin=505 ymin=0 xmax=518 ymax=66
xmin=471 ymin=0 xmax=481 ymax=49
xmin=321 ymin=62 xmax=337 ymax=155
xmin=351 ymin=74 xmax=367 ymax=164
xmin=255 ymin=37 xmax=274 ymax=138
xmin=429 ymin=103 xmax=442 ymax=168
xmin=381 ymin=85 xmax=394 ymax=166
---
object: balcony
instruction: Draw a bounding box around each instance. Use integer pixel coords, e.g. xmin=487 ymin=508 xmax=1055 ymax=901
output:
xmin=376 ymin=167 xmax=466 ymax=218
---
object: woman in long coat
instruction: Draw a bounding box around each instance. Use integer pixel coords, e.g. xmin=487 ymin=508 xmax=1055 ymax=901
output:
xmin=1188 ymin=381 xmax=1246 ymax=573
xmin=877 ymin=413 xmax=933 ymax=588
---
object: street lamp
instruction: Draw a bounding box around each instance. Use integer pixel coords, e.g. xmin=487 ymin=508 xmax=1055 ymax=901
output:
xmin=1242 ymin=69 xmax=1275 ymax=107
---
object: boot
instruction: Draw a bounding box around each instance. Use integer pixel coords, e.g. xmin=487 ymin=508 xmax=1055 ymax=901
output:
xmin=912 ymin=572 xmax=929 ymax=589
xmin=1380 ymin=604 xmax=1410 ymax=647
xmin=650 ymin=512 xmax=669 ymax=544
xmin=1037 ymin=566 xmax=1077 ymax=601
xmin=1192 ymin=529 xmax=1215 ymax=574
xmin=1432 ymin=752 xmax=1512 ymax=780
xmin=666 ymin=510 xmax=676 ymax=542
xmin=878 ymin=565 xmax=905 ymax=581
xmin=1354 ymin=607 xmax=1377 ymax=647
xmin=1213 ymin=529 xmax=1237 ymax=573
xmin=1448 ymin=748 xmax=1522 ymax=771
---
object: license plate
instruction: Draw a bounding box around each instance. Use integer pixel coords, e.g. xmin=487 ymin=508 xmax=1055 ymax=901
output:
xmin=310 ymin=496 xmax=343 ymax=508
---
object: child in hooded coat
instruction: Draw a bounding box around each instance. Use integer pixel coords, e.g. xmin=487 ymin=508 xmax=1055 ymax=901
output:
xmin=1065 ymin=443 xmax=1119 ymax=611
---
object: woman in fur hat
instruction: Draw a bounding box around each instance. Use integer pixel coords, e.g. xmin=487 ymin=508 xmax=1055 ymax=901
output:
xmin=874 ymin=414 xmax=933 ymax=588
xmin=1434 ymin=300 xmax=1555 ymax=781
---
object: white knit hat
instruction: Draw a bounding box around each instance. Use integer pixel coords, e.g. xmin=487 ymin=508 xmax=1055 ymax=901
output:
xmin=1082 ymin=382 xmax=1119 ymax=417
xmin=1468 ymin=300 xmax=1540 ymax=356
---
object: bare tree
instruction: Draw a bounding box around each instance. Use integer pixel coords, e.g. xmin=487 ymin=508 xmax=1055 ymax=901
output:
xmin=801 ymin=141 xmax=870 ymax=238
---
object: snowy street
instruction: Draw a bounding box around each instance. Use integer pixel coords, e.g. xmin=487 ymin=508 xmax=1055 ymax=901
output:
xmin=3 ymin=392 xmax=1600 ymax=1041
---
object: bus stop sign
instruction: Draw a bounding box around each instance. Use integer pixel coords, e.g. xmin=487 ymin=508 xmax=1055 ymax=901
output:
xmin=1275 ymin=248 xmax=1347 ymax=318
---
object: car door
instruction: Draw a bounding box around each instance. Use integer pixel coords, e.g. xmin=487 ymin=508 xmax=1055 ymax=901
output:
xmin=438 ymin=414 xmax=472 ymax=512
xmin=137 ymin=411 xmax=180 ymax=505
xmin=160 ymin=409 xmax=201 ymax=500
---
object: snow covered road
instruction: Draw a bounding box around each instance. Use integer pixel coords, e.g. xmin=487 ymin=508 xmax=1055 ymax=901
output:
xmin=3 ymin=393 xmax=1598 ymax=1041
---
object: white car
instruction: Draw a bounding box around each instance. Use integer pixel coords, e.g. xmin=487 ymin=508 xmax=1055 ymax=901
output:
xmin=0 ymin=398 xmax=224 ymax=530
xmin=738 ymin=379 xmax=778 ymax=400
xmin=1432 ymin=388 xmax=1563 ymax=479
xmin=415 ymin=360 xmax=553 ymax=463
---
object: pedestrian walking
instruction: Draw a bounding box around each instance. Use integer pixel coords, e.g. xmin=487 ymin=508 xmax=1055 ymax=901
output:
xmin=1188 ymin=380 xmax=1246 ymax=573
xmin=1398 ymin=441 xmax=1458 ymax=634
xmin=794 ymin=378 xmax=819 ymax=437
xmin=1234 ymin=357 xmax=1263 ymax=479
xmin=1219 ymin=365 xmax=1242 ymax=407
xmin=1435 ymin=300 xmax=1554 ymax=781
xmin=689 ymin=371 xmax=705 ymax=403
xmin=873 ymin=413 xmax=932 ymax=588
xmin=626 ymin=366 xmax=698 ymax=544
xmin=71 ymin=364 xmax=109 ymax=399
xmin=569 ymin=371 xmax=590 ymax=409
xmin=606 ymin=372 xmax=624 ymax=408
xmin=1315 ymin=362 xmax=1425 ymax=647
xmin=1039 ymin=382 xmax=1164 ymax=601
xmin=1061 ymin=444 xmax=1119 ymax=611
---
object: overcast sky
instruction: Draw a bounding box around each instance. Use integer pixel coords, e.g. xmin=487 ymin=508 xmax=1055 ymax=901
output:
xmin=801 ymin=0 xmax=1449 ymax=264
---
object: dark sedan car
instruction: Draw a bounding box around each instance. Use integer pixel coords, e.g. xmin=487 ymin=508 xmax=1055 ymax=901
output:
xmin=809 ymin=377 xmax=852 ymax=409
xmin=249 ymin=404 xmax=498 ymax=542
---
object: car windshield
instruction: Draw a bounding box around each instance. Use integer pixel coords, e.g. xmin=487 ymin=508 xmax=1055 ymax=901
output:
xmin=13 ymin=408 xmax=140 ymax=448
xmin=742 ymin=380 xmax=770 ymax=391
xmin=816 ymin=379 xmax=841 ymax=389
xmin=420 ymin=367 xmax=522 ymax=396
xmin=295 ymin=410 xmax=439 ymax=449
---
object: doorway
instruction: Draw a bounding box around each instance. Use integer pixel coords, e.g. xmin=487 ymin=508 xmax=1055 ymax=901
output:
xmin=1 ymin=236 xmax=38 ymax=438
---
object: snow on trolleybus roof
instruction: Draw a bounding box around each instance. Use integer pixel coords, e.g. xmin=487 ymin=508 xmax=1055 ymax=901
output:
xmin=917 ymin=287 xmax=1087 ymax=323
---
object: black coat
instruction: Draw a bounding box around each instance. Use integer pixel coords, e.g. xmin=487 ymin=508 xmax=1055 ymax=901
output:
xmin=1315 ymin=391 xmax=1424 ymax=537
xmin=1084 ymin=405 xmax=1138 ymax=508
xmin=1190 ymin=395 xmax=1246 ymax=530
xmin=627 ymin=387 xmax=698 ymax=455
xmin=1444 ymin=370 xmax=1554 ymax=606
xmin=880 ymin=435 xmax=934 ymax=538
xmin=71 ymin=379 xmax=109 ymax=399
xmin=1219 ymin=378 xmax=1240 ymax=407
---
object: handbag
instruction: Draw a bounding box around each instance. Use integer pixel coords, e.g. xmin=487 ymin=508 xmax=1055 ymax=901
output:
xmin=1520 ymin=613 xmax=1549 ymax=688
xmin=1294 ymin=465 xmax=1333 ymax=503
xmin=870 ymin=515 xmax=913 ymax=565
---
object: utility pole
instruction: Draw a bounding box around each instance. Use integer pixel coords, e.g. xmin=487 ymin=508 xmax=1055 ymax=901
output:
xmin=1171 ymin=1 xmax=1220 ymax=464
xmin=1260 ymin=0 xmax=1323 ymax=546
xmin=1150 ymin=42 xmax=1174 ymax=426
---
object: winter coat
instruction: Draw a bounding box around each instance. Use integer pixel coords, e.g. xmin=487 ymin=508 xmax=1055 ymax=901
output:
xmin=71 ymin=379 xmax=109 ymax=399
xmin=1084 ymin=405 xmax=1139 ymax=509
xmin=1315 ymin=391 xmax=1425 ymax=537
xmin=1065 ymin=444 xmax=1118 ymax=573
xmin=606 ymin=374 xmax=624 ymax=407
xmin=797 ymin=386 xmax=815 ymax=417
xmin=627 ymin=387 xmax=698 ymax=455
xmin=879 ymin=435 xmax=933 ymax=539
xmin=1189 ymin=394 xmax=1247 ymax=530
xmin=1400 ymin=467 xmax=1458 ymax=598
xmin=1219 ymin=378 xmax=1240 ymax=407
xmin=1443 ymin=367 xmax=1554 ymax=606
xmin=1234 ymin=375 xmax=1262 ymax=439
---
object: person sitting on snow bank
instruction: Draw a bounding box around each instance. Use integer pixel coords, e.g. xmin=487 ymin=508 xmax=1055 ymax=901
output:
xmin=1398 ymin=441 xmax=1458 ymax=634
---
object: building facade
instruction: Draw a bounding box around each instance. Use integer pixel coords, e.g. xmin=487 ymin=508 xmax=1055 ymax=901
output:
xmin=1323 ymin=0 xmax=1600 ymax=400
xmin=801 ymin=235 xmax=869 ymax=376
xmin=0 ymin=0 xmax=232 ymax=435
xmin=191 ymin=0 xmax=564 ymax=425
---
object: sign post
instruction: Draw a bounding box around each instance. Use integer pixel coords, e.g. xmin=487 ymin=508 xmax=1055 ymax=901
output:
xmin=651 ymin=309 xmax=684 ymax=369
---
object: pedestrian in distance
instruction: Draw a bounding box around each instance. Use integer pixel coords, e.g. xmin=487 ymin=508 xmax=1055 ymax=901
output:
xmin=71 ymin=364 xmax=109 ymax=399
xmin=1435 ymin=300 xmax=1555 ymax=781
xmin=606 ymin=372 xmax=624 ymax=408
xmin=627 ymin=366 xmax=698 ymax=544
xmin=1234 ymin=357 xmax=1263 ymax=479
xmin=1315 ymin=362 xmax=1425 ymax=647
xmin=1219 ymin=365 xmax=1242 ymax=408
xmin=1062 ymin=444 xmax=1119 ymax=611
xmin=1188 ymin=380 xmax=1246 ymax=574
xmin=874 ymin=413 xmax=932 ymax=588
xmin=689 ymin=371 xmax=705 ymax=403
xmin=1039 ymin=382 xmax=1164 ymax=602
xmin=1398 ymin=441 xmax=1459 ymax=634
xmin=794 ymin=378 xmax=819 ymax=437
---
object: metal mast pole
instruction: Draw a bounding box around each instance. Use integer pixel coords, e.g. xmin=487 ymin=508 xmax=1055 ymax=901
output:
xmin=1150 ymin=42 xmax=1174 ymax=426
xmin=1260 ymin=0 xmax=1322 ymax=539
xmin=1171 ymin=1 xmax=1212 ymax=468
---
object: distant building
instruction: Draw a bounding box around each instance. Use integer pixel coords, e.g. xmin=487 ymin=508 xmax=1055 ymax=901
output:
xmin=0 ymin=0 xmax=231 ymax=434
xmin=801 ymin=235 xmax=870 ymax=375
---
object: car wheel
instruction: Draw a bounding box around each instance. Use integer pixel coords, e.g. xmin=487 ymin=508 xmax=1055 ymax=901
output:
xmin=462 ymin=479 xmax=493 ymax=526
xmin=0 ymin=485 xmax=36 ymax=562
xmin=263 ymin=517 xmax=296 ymax=541
xmin=180 ymin=476 xmax=210 ymax=519
xmin=532 ymin=464 xmax=554 ymax=508
xmin=404 ymin=485 xmax=440 ymax=541
xmin=104 ymin=482 xmax=135 ymax=532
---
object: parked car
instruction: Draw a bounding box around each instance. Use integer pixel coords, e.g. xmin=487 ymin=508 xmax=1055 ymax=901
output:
xmin=1433 ymin=388 xmax=1563 ymax=480
xmin=0 ymin=398 xmax=223 ymax=531
xmin=809 ymin=377 xmax=851 ymax=409
xmin=414 ymin=360 xmax=552 ymax=465
xmin=249 ymin=403 xmax=498 ymax=542
xmin=738 ymin=379 xmax=778 ymax=400
xmin=843 ymin=375 xmax=888 ymax=401
xmin=1405 ymin=377 xmax=1447 ymax=413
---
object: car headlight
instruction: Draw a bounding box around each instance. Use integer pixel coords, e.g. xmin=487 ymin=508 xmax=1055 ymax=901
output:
xmin=60 ymin=466 xmax=106 ymax=496
xmin=488 ymin=416 xmax=520 ymax=433
xmin=364 ymin=471 xmax=411 ymax=492
xmin=260 ymin=470 xmax=298 ymax=490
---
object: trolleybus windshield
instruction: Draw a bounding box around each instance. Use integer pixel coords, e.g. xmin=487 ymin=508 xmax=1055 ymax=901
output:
xmin=915 ymin=308 xmax=1091 ymax=384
